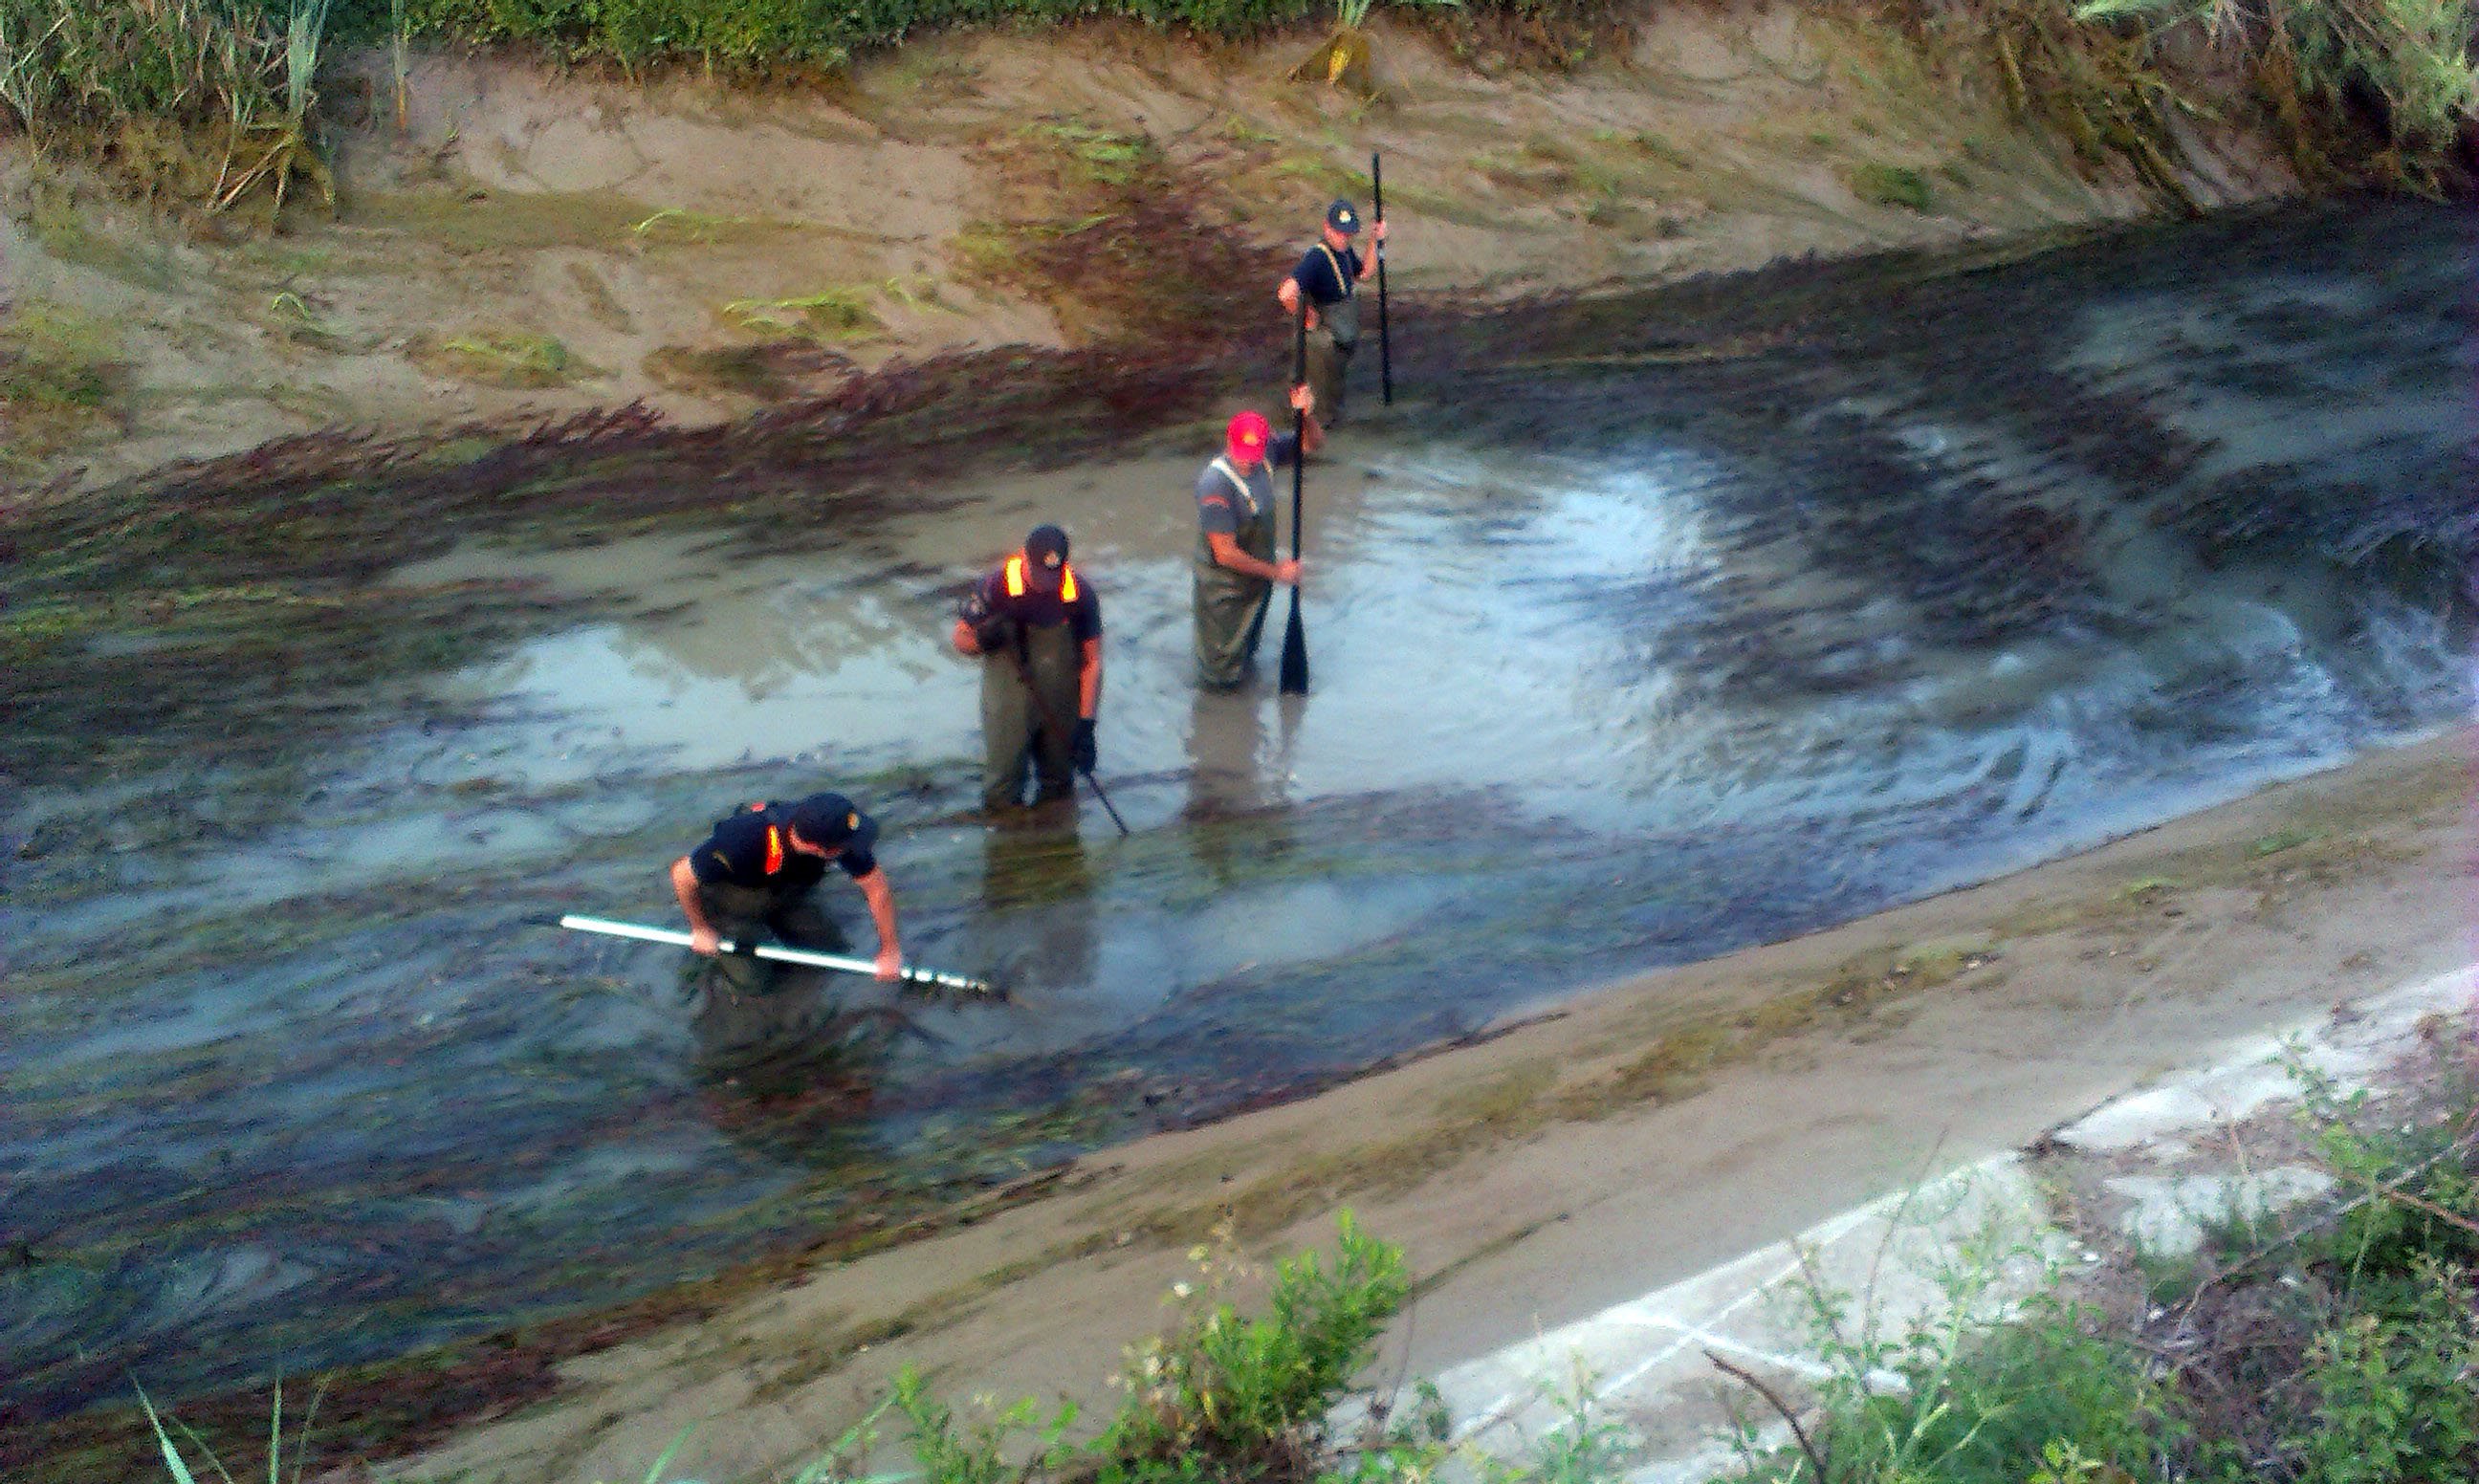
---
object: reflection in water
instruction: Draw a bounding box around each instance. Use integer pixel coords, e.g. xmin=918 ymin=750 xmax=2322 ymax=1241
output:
xmin=5 ymin=201 xmax=2473 ymax=1426
xmin=691 ymin=968 xmax=887 ymax=1170
xmin=979 ymin=821 xmax=1099 ymax=995
xmin=1184 ymin=687 xmax=1278 ymax=818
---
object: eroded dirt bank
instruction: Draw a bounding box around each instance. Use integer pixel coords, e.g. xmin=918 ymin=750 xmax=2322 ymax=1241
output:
xmin=0 ymin=4 xmax=2287 ymax=493
xmin=373 ymin=731 xmax=2473 ymax=1484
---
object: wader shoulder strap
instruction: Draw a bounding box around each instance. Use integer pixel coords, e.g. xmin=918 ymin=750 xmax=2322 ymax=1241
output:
xmin=1315 ymin=243 xmax=1353 ymax=300
xmin=1208 ymin=456 xmax=1256 ymax=509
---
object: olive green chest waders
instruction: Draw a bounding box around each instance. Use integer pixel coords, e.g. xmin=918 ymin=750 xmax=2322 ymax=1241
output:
xmin=1193 ymin=457 xmax=1278 ymax=691
xmin=694 ymin=876 xmax=844 ymax=995
xmin=982 ymin=619 xmax=1082 ymax=811
xmin=1305 ymin=245 xmax=1360 ymax=424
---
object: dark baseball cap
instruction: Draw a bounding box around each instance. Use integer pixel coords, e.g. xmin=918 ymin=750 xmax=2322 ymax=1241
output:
xmin=1025 ymin=523 xmax=1070 ymax=571
xmin=788 ymin=793 xmax=872 ymax=848
xmin=1326 ymin=199 xmax=1362 ymax=233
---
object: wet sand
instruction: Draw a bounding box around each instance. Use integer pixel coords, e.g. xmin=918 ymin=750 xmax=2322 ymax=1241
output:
xmin=393 ymin=727 xmax=2474 ymax=1484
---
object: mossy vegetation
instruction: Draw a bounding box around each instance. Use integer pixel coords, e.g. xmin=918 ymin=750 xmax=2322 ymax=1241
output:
xmin=0 ymin=299 xmax=130 ymax=464
xmin=1849 ymin=160 xmax=1936 ymax=208
xmin=417 ymin=328 xmax=594 ymax=386
xmin=721 ymin=288 xmax=885 ymax=343
xmin=948 ymin=115 xmax=1281 ymax=343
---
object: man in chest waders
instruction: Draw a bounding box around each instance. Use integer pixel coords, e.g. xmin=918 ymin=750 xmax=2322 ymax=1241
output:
xmin=669 ymin=793 xmax=904 ymax=995
xmin=1276 ymin=199 xmax=1385 ymax=426
xmin=1194 ymin=386 xmax=1322 ymax=691
xmin=953 ymin=524 xmax=1105 ymax=815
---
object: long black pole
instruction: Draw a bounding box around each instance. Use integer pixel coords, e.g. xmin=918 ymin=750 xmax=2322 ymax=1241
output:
xmin=1278 ymin=298 xmax=1310 ymax=695
xmin=1014 ymin=647 xmax=1130 ymax=838
xmin=1372 ymin=149 xmax=1392 ymax=406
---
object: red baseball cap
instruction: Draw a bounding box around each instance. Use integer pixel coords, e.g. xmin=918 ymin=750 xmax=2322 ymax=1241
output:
xmin=1226 ymin=411 xmax=1271 ymax=463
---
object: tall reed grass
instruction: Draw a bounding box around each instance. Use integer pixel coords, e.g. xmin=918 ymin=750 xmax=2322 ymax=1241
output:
xmin=0 ymin=0 xmax=336 ymax=210
xmin=0 ymin=0 xmax=2464 ymax=207
xmin=2075 ymin=0 xmax=2476 ymax=189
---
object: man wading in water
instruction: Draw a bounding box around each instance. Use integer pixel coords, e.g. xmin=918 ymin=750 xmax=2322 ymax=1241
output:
xmin=669 ymin=793 xmax=904 ymax=995
xmin=953 ymin=524 xmax=1106 ymax=815
xmin=1276 ymin=199 xmax=1386 ymax=426
xmin=1194 ymin=386 xmax=1320 ymax=690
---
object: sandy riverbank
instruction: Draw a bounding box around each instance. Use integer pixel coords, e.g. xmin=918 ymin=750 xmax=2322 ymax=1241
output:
xmin=381 ymin=728 xmax=2472 ymax=1483
xmin=0 ymin=4 xmax=2287 ymax=496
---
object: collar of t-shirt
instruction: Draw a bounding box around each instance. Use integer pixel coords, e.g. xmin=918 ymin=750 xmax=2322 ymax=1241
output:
xmin=988 ymin=568 xmax=1080 ymax=625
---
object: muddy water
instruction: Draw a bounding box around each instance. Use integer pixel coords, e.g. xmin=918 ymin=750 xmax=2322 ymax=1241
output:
xmin=3 ymin=202 xmax=2470 ymax=1425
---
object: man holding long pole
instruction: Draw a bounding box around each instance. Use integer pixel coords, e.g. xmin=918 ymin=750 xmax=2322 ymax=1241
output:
xmin=1275 ymin=199 xmax=1386 ymax=427
xmin=1192 ymin=383 xmax=1321 ymax=691
xmin=669 ymin=793 xmax=904 ymax=995
xmin=953 ymin=524 xmax=1107 ymax=818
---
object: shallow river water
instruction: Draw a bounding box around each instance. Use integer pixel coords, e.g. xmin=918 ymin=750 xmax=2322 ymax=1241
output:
xmin=3 ymin=201 xmax=2471 ymax=1423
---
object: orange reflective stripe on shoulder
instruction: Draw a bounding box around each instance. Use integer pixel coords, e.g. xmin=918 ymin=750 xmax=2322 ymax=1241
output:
xmin=763 ymin=824 xmax=784 ymax=877
xmin=1003 ymin=555 xmax=1027 ymax=598
xmin=1060 ymin=562 xmax=1079 ymax=602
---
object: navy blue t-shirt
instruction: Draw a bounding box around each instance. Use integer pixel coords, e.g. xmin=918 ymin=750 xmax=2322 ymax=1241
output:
xmin=976 ymin=567 xmax=1102 ymax=644
xmin=689 ymin=805 xmax=878 ymax=888
xmin=1290 ymin=243 xmax=1362 ymax=306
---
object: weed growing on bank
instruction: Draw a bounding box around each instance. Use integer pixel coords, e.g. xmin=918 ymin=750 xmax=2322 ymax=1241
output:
xmin=1889 ymin=0 xmax=2476 ymax=199
xmin=3 ymin=1 xmax=2467 ymax=207
xmin=892 ymin=1211 xmax=1425 ymax=1482
xmin=1716 ymin=1054 xmax=2479 ymax=1484
xmin=129 ymin=1212 xmax=1645 ymax=1484
xmin=2078 ymin=0 xmax=2476 ymax=189
xmin=0 ymin=298 xmax=129 ymax=466
xmin=0 ymin=0 xmax=336 ymax=213
xmin=124 ymin=1052 xmax=2479 ymax=1484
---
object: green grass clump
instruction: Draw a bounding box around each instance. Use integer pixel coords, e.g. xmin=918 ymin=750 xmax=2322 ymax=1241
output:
xmin=2251 ymin=824 xmax=2324 ymax=857
xmin=428 ymin=329 xmax=586 ymax=386
xmin=0 ymin=302 xmax=123 ymax=409
xmin=1847 ymin=161 xmax=1934 ymax=209
xmin=886 ymin=1213 xmax=1430 ymax=1484
xmin=0 ymin=300 xmax=128 ymax=458
xmin=721 ymin=289 xmax=883 ymax=342
xmin=1022 ymin=120 xmax=1153 ymax=186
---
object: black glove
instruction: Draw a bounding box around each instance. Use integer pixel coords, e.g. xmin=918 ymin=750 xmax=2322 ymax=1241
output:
xmin=1071 ymin=716 xmax=1097 ymax=775
xmin=957 ymin=590 xmax=1013 ymax=654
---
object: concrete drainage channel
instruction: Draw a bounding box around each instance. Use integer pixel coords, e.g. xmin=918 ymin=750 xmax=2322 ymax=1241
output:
xmin=1415 ymin=966 xmax=2479 ymax=1482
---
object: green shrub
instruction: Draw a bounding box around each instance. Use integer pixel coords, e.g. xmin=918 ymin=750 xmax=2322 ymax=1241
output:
xmin=887 ymin=1213 xmax=1410 ymax=1484
xmin=384 ymin=0 xmax=1328 ymax=70
xmin=2294 ymin=1257 xmax=2479 ymax=1484
xmin=1094 ymin=1211 xmax=1408 ymax=1477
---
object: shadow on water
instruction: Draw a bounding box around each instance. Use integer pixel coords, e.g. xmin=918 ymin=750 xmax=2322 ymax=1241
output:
xmin=2 ymin=199 xmax=2472 ymax=1450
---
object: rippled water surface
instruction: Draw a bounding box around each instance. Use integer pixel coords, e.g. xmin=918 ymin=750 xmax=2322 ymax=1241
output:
xmin=4 ymin=201 xmax=2471 ymax=1424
